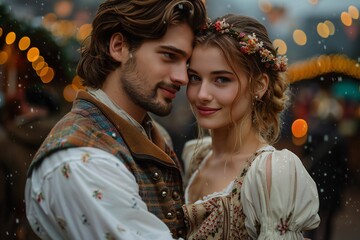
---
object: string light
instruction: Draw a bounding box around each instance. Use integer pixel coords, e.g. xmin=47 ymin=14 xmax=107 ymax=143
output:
xmin=1 ymin=29 xmax=55 ymax=84
xmin=287 ymin=54 xmax=360 ymax=83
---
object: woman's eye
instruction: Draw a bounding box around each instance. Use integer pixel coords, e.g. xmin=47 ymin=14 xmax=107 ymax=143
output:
xmin=215 ymin=77 xmax=230 ymax=84
xmin=188 ymin=74 xmax=201 ymax=82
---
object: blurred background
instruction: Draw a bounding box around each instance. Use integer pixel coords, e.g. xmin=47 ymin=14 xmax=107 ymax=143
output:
xmin=0 ymin=0 xmax=359 ymax=239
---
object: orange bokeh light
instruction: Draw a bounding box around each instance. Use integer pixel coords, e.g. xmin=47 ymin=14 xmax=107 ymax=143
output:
xmin=63 ymin=84 xmax=78 ymax=102
xmin=27 ymin=47 xmax=40 ymax=62
xmin=291 ymin=119 xmax=308 ymax=138
xmin=5 ymin=32 xmax=16 ymax=45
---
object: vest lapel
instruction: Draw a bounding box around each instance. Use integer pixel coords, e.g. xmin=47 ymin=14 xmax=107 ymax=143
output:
xmin=77 ymin=90 xmax=177 ymax=168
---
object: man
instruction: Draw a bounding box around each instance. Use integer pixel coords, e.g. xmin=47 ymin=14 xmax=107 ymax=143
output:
xmin=25 ymin=0 xmax=207 ymax=239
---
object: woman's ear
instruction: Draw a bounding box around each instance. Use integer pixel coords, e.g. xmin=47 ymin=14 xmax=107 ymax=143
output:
xmin=109 ymin=32 xmax=129 ymax=62
xmin=256 ymin=73 xmax=269 ymax=99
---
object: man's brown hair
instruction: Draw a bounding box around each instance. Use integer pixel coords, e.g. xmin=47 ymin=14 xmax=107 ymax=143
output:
xmin=77 ymin=0 xmax=207 ymax=88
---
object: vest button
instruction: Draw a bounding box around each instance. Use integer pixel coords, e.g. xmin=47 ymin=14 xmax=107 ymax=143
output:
xmin=161 ymin=190 xmax=168 ymax=198
xmin=172 ymin=191 xmax=180 ymax=200
xmin=152 ymin=171 xmax=161 ymax=181
xmin=176 ymin=209 xmax=184 ymax=219
xmin=166 ymin=211 xmax=174 ymax=219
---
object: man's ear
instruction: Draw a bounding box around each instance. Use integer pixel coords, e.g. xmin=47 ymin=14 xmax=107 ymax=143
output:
xmin=256 ymin=73 xmax=269 ymax=99
xmin=109 ymin=32 xmax=129 ymax=62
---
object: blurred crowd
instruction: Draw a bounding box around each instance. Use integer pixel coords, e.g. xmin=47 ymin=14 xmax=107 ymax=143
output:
xmin=0 ymin=85 xmax=61 ymax=239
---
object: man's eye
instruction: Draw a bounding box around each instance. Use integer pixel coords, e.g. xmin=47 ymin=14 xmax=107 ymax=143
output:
xmin=163 ymin=52 xmax=176 ymax=59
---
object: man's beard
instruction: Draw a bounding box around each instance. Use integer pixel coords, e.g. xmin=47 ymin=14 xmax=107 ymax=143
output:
xmin=120 ymin=55 xmax=173 ymax=116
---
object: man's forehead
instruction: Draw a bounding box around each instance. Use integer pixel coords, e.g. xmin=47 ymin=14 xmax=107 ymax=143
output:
xmin=156 ymin=24 xmax=194 ymax=56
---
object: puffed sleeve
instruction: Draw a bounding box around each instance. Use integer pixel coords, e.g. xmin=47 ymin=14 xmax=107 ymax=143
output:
xmin=241 ymin=149 xmax=320 ymax=239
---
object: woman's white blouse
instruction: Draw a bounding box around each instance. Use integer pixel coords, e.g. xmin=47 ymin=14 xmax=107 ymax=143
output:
xmin=183 ymin=138 xmax=320 ymax=239
xmin=242 ymin=148 xmax=320 ymax=239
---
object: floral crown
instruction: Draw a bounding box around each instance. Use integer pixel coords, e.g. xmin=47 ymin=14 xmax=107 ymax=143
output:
xmin=205 ymin=18 xmax=288 ymax=72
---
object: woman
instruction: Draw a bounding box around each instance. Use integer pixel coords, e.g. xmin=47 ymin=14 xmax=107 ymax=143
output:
xmin=182 ymin=14 xmax=320 ymax=239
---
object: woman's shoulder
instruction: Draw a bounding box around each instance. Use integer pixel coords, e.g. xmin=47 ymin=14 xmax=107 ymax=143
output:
xmin=270 ymin=148 xmax=303 ymax=167
xmin=183 ymin=136 xmax=212 ymax=149
xmin=182 ymin=137 xmax=212 ymax=161
xmin=246 ymin=147 xmax=304 ymax=180
xmin=182 ymin=136 xmax=212 ymax=177
xmin=254 ymin=147 xmax=301 ymax=164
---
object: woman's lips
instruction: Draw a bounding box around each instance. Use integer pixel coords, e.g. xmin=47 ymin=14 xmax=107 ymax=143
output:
xmin=196 ymin=106 xmax=220 ymax=116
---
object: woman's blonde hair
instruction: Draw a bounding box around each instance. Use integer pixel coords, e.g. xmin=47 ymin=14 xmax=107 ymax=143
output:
xmin=194 ymin=14 xmax=289 ymax=144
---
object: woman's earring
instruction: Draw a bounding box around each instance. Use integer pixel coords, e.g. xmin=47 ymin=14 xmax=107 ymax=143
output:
xmin=252 ymin=95 xmax=259 ymax=123
xmin=253 ymin=95 xmax=259 ymax=106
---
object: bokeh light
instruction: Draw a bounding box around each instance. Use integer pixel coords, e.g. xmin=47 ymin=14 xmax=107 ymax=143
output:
xmin=291 ymin=118 xmax=308 ymax=138
xmin=54 ymin=0 xmax=74 ymax=18
xmin=293 ymin=29 xmax=307 ymax=46
xmin=324 ymin=20 xmax=335 ymax=35
xmin=63 ymin=84 xmax=78 ymax=102
xmin=38 ymin=66 xmax=50 ymax=77
xmin=32 ymin=56 xmax=45 ymax=70
xmin=18 ymin=36 xmax=31 ymax=51
xmin=76 ymin=23 xmax=92 ymax=42
xmin=5 ymin=31 xmax=16 ymax=45
xmin=258 ymin=0 xmax=272 ymax=13
xmin=72 ymin=75 xmax=85 ymax=90
xmin=36 ymin=62 xmax=48 ymax=76
xmin=40 ymin=67 xmax=55 ymax=83
xmin=273 ymin=39 xmax=287 ymax=55
xmin=27 ymin=47 xmax=40 ymax=62
xmin=341 ymin=12 xmax=353 ymax=26
xmin=317 ymin=22 xmax=330 ymax=38
xmin=0 ymin=51 xmax=9 ymax=65
xmin=348 ymin=5 xmax=359 ymax=19
xmin=42 ymin=13 xmax=58 ymax=28
xmin=51 ymin=20 xmax=76 ymax=38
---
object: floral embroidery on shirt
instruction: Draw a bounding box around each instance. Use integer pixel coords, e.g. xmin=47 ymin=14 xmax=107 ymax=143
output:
xmin=131 ymin=197 xmax=139 ymax=209
xmin=61 ymin=163 xmax=71 ymax=178
xmin=105 ymin=233 xmax=116 ymax=240
xmin=34 ymin=220 xmax=43 ymax=233
xmin=81 ymin=214 xmax=89 ymax=225
xmin=81 ymin=153 xmax=90 ymax=163
xmin=277 ymin=212 xmax=292 ymax=235
xmin=117 ymin=224 xmax=126 ymax=232
xmin=37 ymin=192 xmax=44 ymax=203
xmin=93 ymin=190 xmax=103 ymax=200
xmin=57 ymin=217 xmax=67 ymax=230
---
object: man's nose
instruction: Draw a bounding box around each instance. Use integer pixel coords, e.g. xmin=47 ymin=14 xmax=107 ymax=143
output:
xmin=170 ymin=63 xmax=189 ymax=86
